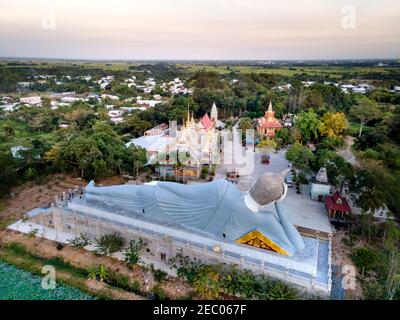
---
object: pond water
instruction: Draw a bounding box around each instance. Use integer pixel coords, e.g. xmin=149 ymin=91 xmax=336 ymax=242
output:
xmin=0 ymin=262 xmax=96 ymax=300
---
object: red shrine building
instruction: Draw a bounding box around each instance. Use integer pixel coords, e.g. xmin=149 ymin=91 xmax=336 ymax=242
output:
xmin=256 ymin=101 xmax=282 ymax=138
xmin=325 ymin=192 xmax=352 ymax=221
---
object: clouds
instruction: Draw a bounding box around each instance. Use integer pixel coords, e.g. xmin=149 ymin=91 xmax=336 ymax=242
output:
xmin=0 ymin=0 xmax=399 ymax=59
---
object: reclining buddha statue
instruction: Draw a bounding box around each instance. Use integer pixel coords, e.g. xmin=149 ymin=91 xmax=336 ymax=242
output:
xmin=84 ymin=169 xmax=305 ymax=256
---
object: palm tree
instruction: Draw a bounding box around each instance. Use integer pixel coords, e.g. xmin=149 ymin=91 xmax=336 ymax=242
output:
xmin=239 ymin=117 xmax=254 ymax=131
xmin=87 ymin=266 xmax=98 ymax=281
xmin=97 ymin=265 xmax=109 ymax=282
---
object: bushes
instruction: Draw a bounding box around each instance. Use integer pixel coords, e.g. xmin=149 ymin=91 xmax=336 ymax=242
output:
xmin=297 ymin=172 xmax=308 ymax=184
xmin=168 ymin=252 xmax=299 ymax=300
xmin=87 ymin=264 xmax=109 ymax=282
xmin=95 ymin=233 xmax=125 ymax=256
xmin=5 ymin=242 xmax=29 ymax=255
xmin=168 ymin=252 xmax=200 ymax=284
xmin=130 ymin=280 xmax=141 ymax=293
xmin=351 ymin=246 xmax=380 ymax=276
xmin=124 ymin=238 xmax=147 ymax=265
xmin=200 ymin=166 xmax=209 ymax=179
xmin=150 ymin=264 xmax=168 ymax=283
xmin=86 ymin=265 xmax=144 ymax=295
xmin=151 ymin=284 xmax=169 ymax=300
xmin=68 ymin=233 xmax=92 ymax=249
xmin=255 ymin=279 xmax=299 ymax=300
xmin=193 ymin=265 xmax=226 ymax=299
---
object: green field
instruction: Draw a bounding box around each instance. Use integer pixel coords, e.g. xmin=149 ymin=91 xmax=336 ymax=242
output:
xmin=179 ymin=64 xmax=398 ymax=78
xmin=0 ymin=262 xmax=95 ymax=300
xmin=0 ymin=60 xmax=140 ymax=71
xmin=2 ymin=60 xmax=399 ymax=77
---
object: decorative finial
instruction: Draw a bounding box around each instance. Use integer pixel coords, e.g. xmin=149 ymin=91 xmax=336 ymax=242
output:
xmin=268 ymin=100 xmax=273 ymax=113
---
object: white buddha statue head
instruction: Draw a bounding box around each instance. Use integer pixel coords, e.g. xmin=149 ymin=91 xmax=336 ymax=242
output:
xmin=245 ymin=169 xmax=290 ymax=211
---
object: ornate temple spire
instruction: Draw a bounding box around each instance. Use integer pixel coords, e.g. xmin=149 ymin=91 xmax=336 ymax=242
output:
xmin=187 ymin=104 xmax=190 ymax=125
xmin=268 ymin=100 xmax=273 ymax=113
xmin=211 ymin=102 xmax=218 ymax=122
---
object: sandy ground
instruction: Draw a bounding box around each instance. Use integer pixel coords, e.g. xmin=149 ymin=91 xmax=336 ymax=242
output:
xmin=0 ymin=174 xmax=125 ymax=223
xmin=331 ymin=229 xmax=363 ymax=299
xmin=337 ymin=136 xmax=358 ymax=167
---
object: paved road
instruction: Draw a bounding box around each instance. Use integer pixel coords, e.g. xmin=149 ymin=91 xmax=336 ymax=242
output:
xmin=216 ymin=146 xmax=290 ymax=192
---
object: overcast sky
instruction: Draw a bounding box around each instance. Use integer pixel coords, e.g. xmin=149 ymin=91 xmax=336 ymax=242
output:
xmin=0 ymin=0 xmax=399 ymax=60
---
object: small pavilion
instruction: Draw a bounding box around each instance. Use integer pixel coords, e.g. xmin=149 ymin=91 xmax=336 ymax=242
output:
xmin=325 ymin=192 xmax=352 ymax=221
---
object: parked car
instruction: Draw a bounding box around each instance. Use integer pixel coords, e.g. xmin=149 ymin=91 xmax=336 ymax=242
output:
xmin=285 ymin=177 xmax=293 ymax=187
xmin=261 ymin=154 xmax=270 ymax=164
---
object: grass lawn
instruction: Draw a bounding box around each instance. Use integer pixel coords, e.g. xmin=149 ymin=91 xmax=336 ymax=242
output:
xmin=179 ymin=64 xmax=400 ymax=78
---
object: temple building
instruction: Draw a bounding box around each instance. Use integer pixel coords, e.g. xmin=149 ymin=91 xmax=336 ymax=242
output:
xmin=133 ymin=104 xmax=222 ymax=179
xmin=256 ymin=101 xmax=282 ymax=138
xmin=325 ymin=192 xmax=352 ymax=221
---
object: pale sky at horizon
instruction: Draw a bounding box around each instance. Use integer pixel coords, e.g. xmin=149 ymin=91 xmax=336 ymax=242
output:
xmin=0 ymin=0 xmax=399 ymax=60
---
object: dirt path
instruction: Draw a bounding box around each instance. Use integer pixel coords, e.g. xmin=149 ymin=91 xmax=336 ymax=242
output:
xmin=331 ymin=230 xmax=363 ymax=299
xmin=337 ymin=135 xmax=358 ymax=167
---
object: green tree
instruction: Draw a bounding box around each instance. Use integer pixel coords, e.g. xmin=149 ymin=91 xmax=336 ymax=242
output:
xmin=349 ymin=160 xmax=391 ymax=214
xmin=124 ymin=115 xmax=153 ymax=137
xmin=0 ymin=150 xmax=17 ymax=195
xmin=239 ymin=117 xmax=253 ymax=131
xmin=318 ymin=151 xmax=354 ymax=194
xmin=319 ymin=112 xmax=348 ymax=138
xmin=92 ymin=158 xmax=109 ymax=179
xmin=274 ymin=127 xmax=292 ymax=148
xmin=349 ymin=96 xmax=381 ymax=138
xmin=286 ymin=142 xmax=315 ymax=173
xmin=295 ymin=110 xmax=322 ymax=143
xmin=303 ymin=89 xmax=324 ymax=110
xmin=351 ymin=247 xmax=379 ymax=276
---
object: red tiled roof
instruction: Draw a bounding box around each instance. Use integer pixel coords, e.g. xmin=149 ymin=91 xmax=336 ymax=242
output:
xmin=325 ymin=192 xmax=352 ymax=213
xmin=201 ymin=113 xmax=214 ymax=131
xmin=257 ymin=119 xmax=282 ymax=128
xmin=257 ymin=111 xmax=282 ymax=129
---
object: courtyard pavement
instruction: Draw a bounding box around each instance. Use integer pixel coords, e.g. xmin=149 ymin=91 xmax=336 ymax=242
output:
xmin=215 ymin=146 xmax=332 ymax=234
